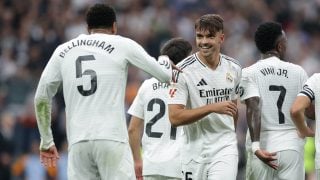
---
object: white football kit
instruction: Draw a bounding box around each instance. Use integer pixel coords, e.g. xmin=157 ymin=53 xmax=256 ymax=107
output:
xmin=34 ymin=33 xmax=173 ymax=180
xmin=240 ymin=56 xmax=308 ymax=180
xmin=168 ymin=53 xmax=241 ymax=180
xmin=297 ymin=73 xmax=320 ymax=178
xmin=128 ymin=77 xmax=182 ymax=179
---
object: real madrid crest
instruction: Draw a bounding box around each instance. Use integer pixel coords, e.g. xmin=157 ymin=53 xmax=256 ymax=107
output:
xmin=226 ymin=72 xmax=233 ymax=82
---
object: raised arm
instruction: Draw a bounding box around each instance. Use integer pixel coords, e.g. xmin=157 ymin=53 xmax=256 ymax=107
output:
xmin=126 ymin=40 xmax=173 ymax=83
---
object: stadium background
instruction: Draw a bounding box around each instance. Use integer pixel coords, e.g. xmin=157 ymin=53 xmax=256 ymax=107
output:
xmin=0 ymin=0 xmax=319 ymax=179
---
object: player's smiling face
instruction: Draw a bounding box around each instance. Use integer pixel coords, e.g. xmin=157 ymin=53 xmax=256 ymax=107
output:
xmin=195 ymin=29 xmax=224 ymax=58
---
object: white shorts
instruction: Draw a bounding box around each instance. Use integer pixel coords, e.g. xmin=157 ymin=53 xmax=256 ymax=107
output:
xmin=247 ymin=150 xmax=304 ymax=180
xmin=181 ymin=154 xmax=238 ymax=180
xmin=68 ymin=140 xmax=135 ymax=180
xmin=315 ymin=169 xmax=320 ymax=180
xmin=144 ymin=175 xmax=182 ymax=180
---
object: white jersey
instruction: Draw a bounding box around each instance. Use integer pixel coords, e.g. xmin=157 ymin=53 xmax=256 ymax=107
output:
xmin=34 ymin=33 xmax=172 ymax=150
xmin=240 ymin=56 xmax=308 ymax=152
xmin=128 ymin=78 xmax=182 ymax=178
xmin=298 ymin=73 xmax=320 ymax=168
xmin=168 ymin=53 xmax=241 ymax=164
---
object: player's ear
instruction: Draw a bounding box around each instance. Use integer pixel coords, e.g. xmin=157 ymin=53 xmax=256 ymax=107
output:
xmin=112 ymin=22 xmax=117 ymax=34
xmin=277 ymin=38 xmax=286 ymax=54
xmin=219 ymin=33 xmax=225 ymax=43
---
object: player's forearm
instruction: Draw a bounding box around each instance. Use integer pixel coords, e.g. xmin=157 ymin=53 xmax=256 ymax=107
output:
xmin=148 ymin=56 xmax=172 ymax=83
xmin=169 ymin=104 xmax=212 ymax=127
xmin=246 ymin=97 xmax=261 ymax=142
xmin=128 ymin=127 xmax=142 ymax=161
xmin=290 ymin=107 xmax=310 ymax=135
xmin=291 ymin=96 xmax=312 ymax=136
xmin=34 ymin=97 xmax=54 ymax=150
xmin=232 ymin=100 xmax=238 ymax=130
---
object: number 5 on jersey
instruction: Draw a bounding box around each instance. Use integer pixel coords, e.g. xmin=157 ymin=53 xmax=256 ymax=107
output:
xmin=76 ymin=55 xmax=97 ymax=96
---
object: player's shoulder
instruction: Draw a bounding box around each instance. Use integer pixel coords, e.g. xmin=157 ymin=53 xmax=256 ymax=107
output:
xmin=176 ymin=54 xmax=198 ymax=70
xmin=220 ymin=54 xmax=242 ymax=69
xmin=309 ymin=73 xmax=320 ymax=81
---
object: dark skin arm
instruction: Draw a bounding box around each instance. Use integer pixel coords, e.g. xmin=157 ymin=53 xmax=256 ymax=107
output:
xmin=245 ymin=96 xmax=278 ymax=170
xmin=232 ymin=100 xmax=238 ymax=130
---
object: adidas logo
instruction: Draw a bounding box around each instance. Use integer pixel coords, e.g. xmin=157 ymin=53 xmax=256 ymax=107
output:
xmin=197 ymin=78 xmax=207 ymax=86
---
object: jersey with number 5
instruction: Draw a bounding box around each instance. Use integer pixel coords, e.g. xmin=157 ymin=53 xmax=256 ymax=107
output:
xmin=128 ymin=78 xmax=182 ymax=177
xmin=240 ymin=56 xmax=308 ymax=152
xmin=34 ymin=33 xmax=173 ymax=148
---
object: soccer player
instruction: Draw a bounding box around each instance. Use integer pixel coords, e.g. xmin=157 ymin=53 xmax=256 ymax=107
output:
xmin=168 ymin=14 xmax=241 ymax=180
xmin=128 ymin=37 xmax=192 ymax=180
xmin=240 ymin=22 xmax=308 ymax=180
xmin=291 ymin=75 xmax=319 ymax=178
xmin=34 ymin=4 xmax=175 ymax=180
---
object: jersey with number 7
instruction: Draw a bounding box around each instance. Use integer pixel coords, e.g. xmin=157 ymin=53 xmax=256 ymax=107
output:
xmin=240 ymin=56 xmax=308 ymax=152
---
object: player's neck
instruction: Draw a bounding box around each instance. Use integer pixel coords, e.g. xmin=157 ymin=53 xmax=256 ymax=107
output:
xmin=89 ymin=28 xmax=114 ymax=35
xmin=197 ymin=51 xmax=220 ymax=70
xmin=262 ymin=50 xmax=280 ymax=59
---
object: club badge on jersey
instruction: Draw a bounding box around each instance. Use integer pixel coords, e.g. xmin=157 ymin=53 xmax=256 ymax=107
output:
xmin=226 ymin=72 xmax=233 ymax=83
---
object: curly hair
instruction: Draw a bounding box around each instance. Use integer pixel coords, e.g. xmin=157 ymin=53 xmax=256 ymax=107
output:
xmin=254 ymin=22 xmax=283 ymax=53
xmin=160 ymin=38 xmax=192 ymax=65
xmin=86 ymin=4 xmax=116 ymax=29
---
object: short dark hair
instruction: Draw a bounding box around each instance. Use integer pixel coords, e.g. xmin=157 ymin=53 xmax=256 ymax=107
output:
xmin=195 ymin=14 xmax=224 ymax=35
xmin=160 ymin=38 xmax=192 ymax=65
xmin=86 ymin=4 xmax=116 ymax=29
xmin=254 ymin=22 xmax=283 ymax=53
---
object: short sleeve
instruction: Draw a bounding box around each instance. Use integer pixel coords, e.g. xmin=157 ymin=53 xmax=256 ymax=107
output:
xmin=168 ymin=72 xmax=188 ymax=105
xmin=239 ymin=68 xmax=260 ymax=102
xmin=298 ymin=73 xmax=319 ymax=102
xmin=127 ymin=81 xmax=147 ymax=119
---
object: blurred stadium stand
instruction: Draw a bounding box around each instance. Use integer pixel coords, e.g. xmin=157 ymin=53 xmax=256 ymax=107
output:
xmin=0 ymin=0 xmax=319 ymax=179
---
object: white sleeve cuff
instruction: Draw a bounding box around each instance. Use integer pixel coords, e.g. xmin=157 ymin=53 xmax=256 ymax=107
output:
xmin=251 ymin=141 xmax=260 ymax=153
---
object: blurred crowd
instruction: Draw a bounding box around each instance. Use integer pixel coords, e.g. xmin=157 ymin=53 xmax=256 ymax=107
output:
xmin=0 ymin=0 xmax=319 ymax=179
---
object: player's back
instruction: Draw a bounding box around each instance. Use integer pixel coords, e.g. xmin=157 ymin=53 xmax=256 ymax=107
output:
xmin=245 ymin=56 xmax=308 ymax=151
xmin=57 ymin=33 xmax=153 ymax=146
xmin=129 ymin=77 xmax=182 ymax=177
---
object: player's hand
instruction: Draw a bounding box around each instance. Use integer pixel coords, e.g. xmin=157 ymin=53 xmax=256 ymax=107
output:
xmin=40 ymin=145 xmax=59 ymax=168
xmin=255 ymin=149 xmax=278 ymax=170
xmin=171 ymin=63 xmax=182 ymax=72
xmin=210 ymin=101 xmax=237 ymax=116
xmin=297 ymin=128 xmax=314 ymax=138
xmin=134 ymin=160 xmax=143 ymax=180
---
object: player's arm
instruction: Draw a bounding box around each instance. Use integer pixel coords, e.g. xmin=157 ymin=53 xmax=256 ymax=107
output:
xmin=169 ymin=101 xmax=237 ymax=127
xmin=245 ymin=96 xmax=278 ymax=169
xmin=232 ymin=99 xmax=238 ymax=130
xmin=127 ymin=40 xmax=173 ymax=83
xmin=290 ymin=96 xmax=315 ymax=137
xmin=128 ymin=116 xmax=144 ymax=180
xmin=245 ymin=97 xmax=261 ymax=143
xmin=34 ymin=50 xmax=61 ymax=167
